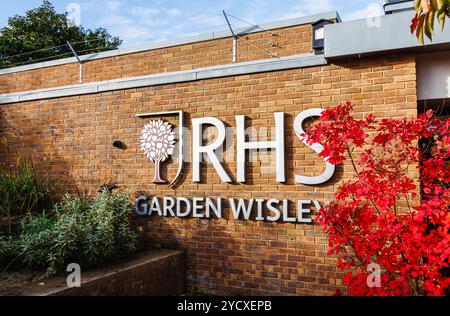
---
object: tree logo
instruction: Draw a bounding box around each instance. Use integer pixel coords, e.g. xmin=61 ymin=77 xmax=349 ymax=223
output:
xmin=140 ymin=119 xmax=176 ymax=184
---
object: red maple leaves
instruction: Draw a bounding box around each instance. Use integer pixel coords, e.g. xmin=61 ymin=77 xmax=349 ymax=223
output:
xmin=303 ymin=102 xmax=450 ymax=296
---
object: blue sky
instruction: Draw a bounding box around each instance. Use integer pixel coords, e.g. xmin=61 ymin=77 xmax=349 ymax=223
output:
xmin=0 ymin=0 xmax=386 ymax=47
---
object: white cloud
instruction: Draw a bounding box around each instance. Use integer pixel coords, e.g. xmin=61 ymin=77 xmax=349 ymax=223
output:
xmin=80 ymin=0 xmax=170 ymax=45
xmin=96 ymin=14 xmax=133 ymax=27
xmin=104 ymin=0 xmax=124 ymax=12
xmin=130 ymin=7 xmax=160 ymax=16
xmin=114 ymin=25 xmax=154 ymax=41
xmin=275 ymin=0 xmax=334 ymax=20
xmin=165 ymin=8 xmax=182 ymax=17
xmin=343 ymin=2 xmax=383 ymax=22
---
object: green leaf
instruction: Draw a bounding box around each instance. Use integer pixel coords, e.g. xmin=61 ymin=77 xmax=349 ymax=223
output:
xmin=438 ymin=9 xmax=446 ymax=30
xmin=431 ymin=0 xmax=439 ymax=11
xmin=424 ymin=11 xmax=436 ymax=41
xmin=417 ymin=14 xmax=426 ymax=44
xmin=415 ymin=0 xmax=423 ymax=11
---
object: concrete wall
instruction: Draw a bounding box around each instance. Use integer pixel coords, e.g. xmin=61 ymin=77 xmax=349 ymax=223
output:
xmin=6 ymin=250 xmax=185 ymax=296
xmin=417 ymin=51 xmax=450 ymax=100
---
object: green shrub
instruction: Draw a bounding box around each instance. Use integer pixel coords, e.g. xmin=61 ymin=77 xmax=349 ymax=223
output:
xmin=0 ymin=157 xmax=55 ymax=221
xmin=0 ymin=236 xmax=21 ymax=270
xmin=1 ymin=191 xmax=140 ymax=276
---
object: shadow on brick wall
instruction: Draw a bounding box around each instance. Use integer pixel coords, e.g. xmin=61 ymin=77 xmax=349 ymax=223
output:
xmin=0 ymin=104 xmax=108 ymax=196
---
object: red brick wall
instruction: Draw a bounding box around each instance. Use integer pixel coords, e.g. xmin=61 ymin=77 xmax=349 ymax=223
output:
xmin=0 ymin=53 xmax=417 ymax=295
xmin=0 ymin=24 xmax=312 ymax=95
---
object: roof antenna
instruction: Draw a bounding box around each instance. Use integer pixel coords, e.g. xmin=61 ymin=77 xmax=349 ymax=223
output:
xmin=223 ymin=10 xmax=237 ymax=63
xmin=66 ymin=41 xmax=83 ymax=84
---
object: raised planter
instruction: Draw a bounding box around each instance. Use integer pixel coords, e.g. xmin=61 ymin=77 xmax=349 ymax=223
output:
xmin=1 ymin=249 xmax=185 ymax=296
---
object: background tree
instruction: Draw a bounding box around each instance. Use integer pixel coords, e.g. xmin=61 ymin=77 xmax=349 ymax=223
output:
xmin=411 ymin=0 xmax=450 ymax=43
xmin=0 ymin=0 xmax=121 ymax=68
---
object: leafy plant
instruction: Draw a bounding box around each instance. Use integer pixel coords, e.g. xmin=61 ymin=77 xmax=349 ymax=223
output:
xmin=411 ymin=0 xmax=450 ymax=43
xmin=0 ymin=157 xmax=56 ymax=235
xmin=0 ymin=191 xmax=140 ymax=277
xmin=303 ymin=102 xmax=450 ymax=296
xmin=0 ymin=236 xmax=21 ymax=270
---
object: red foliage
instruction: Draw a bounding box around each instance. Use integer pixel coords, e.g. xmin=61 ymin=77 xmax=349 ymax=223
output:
xmin=303 ymin=102 xmax=450 ymax=296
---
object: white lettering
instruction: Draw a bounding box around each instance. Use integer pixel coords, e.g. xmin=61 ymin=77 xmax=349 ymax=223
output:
xmin=135 ymin=196 xmax=320 ymax=224
xmin=149 ymin=196 xmax=162 ymax=216
xmin=294 ymin=108 xmax=335 ymax=185
xmin=236 ymin=112 xmax=285 ymax=183
xmin=255 ymin=199 xmax=265 ymax=221
xmin=282 ymin=199 xmax=296 ymax=222
xmin=297 ymin=200 xmax=312 ymax=223
xmin=229 ymin=198 xmax=254 ymax=220
xmin=192 ymin=117 xmax=231 ymax=183
xmin=205 ymin=198 xmax=222 ymax=218
xmin=163 ymin=197 xmax=175 ymax=216
xmin=192 ymin=197 xmax=204 ymax=218
xmin=266 ymin=199 xmax=281 ymax=222
xmin=177 ymin=197 xmax=191 ymax=217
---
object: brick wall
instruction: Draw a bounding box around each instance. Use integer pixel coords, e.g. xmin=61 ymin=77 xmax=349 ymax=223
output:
xmin=0 ymin=24 xmax=312 ymax=95
xmin=0 ymin=51 xmax=417 ymax=295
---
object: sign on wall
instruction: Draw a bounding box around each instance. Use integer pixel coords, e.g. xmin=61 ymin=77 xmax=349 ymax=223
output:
xmin=134 ymin=109 xmax=335 ymax=224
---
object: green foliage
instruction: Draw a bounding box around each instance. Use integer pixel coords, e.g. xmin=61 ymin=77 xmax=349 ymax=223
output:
xmin=0 ymin=236 xmax=21 ymax=269
xmin=0 ymin=157 xmax=55 ymax=228
xmin=0 ymin=191 xmax=140 ymax=277
xmin=412 ymin=0 xmax=450 ymax=43
xmin=0 ymin=0 xmax=122 ymax=68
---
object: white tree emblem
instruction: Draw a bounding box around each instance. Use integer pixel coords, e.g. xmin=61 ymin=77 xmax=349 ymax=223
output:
xmin=140 ymin=119 xmax=176 ymax=183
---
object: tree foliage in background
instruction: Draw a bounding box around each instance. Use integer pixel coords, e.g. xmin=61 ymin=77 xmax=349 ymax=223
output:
xmin=304 ymin=102 xmax=450 ymax=296
xmin=411 ymin=0 xmax=450 ymax=43
xmin=0 ymin=0 xmax=121 ymax=68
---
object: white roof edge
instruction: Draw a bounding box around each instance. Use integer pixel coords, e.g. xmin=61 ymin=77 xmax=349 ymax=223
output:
xmin=0 ymin=11 xmax=338 ymax=76
xmin=324 ymin=10 xmax=450 ymax=58
xmin=0 ymin=53 xmax=326 ymax=104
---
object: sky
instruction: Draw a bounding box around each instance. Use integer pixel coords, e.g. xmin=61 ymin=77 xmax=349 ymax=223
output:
xmin=0 ymin=0 xmax=387 ymax=47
